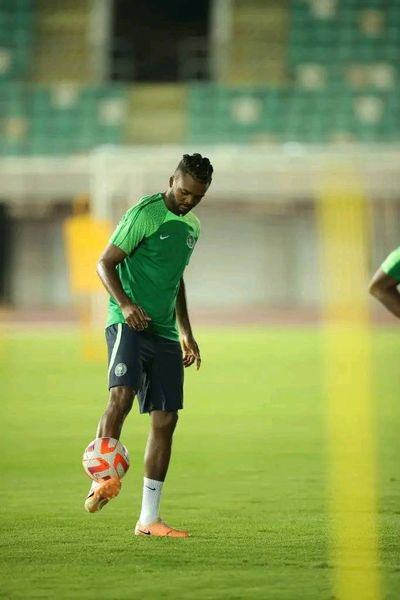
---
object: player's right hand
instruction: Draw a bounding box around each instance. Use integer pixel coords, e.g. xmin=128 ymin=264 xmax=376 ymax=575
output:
xmin=121 ymin=303 xmax=151 ymax=331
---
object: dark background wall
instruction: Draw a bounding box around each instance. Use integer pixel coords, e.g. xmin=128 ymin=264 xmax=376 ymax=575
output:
xmin=112 ymin=0 xmax=210 ymax=81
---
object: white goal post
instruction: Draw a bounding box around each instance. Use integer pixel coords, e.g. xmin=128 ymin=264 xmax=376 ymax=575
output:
xmin=90 ymin=143 xmax=400 ymax=222
xmin=87 ymin=143 xmax=400 ymax=330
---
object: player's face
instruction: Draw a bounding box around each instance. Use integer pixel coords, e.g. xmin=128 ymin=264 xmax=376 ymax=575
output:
xmin=167 ymin=172 xmax=209 ymax=216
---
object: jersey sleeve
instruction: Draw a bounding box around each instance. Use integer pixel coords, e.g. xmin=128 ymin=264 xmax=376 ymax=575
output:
xmin=381 ymin=247 xmax=400 ymax=282
xmin=186 ymin=216 xmax=201 ymax=266
xmin=109 ymin=206 xmax=151 ymax=255
xmin=191 ymin=214 xmax=201 ymax=241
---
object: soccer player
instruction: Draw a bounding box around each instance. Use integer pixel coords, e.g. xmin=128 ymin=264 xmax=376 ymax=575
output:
xmin=369 ymin=247 xmax=400 ymax=318
xmin=84 ymin=153 xmax=213 ymax=537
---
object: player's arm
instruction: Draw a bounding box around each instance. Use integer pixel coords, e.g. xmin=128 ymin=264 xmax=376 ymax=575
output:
xmin=97 ymin=243 xmax=151 ymax=330
xmin=369 ymin=267 xmax=400 ymax=318
xmin=176 ymin=277 xmax=201 ymax=370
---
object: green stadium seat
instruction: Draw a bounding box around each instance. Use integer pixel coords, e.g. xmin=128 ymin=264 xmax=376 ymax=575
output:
xmin=275 ymin=0 xmax=400 ymax=142
xmin=187 ymin=80 xmax=400 ymax=145
xmin=0 ymin=81 xmax=127 ymax=155
xmin=1 ymin=0 xmax=398 ymax=150
xmin=0 ymin=0 xmax=34 ymax=80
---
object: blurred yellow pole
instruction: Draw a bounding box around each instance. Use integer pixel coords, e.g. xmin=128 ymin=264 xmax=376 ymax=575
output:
xmin=317 ymin=172 xmax=380 ymax=600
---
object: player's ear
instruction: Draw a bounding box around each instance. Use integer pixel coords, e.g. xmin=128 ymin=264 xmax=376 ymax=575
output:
xmin=169 ymin=175 xmax=174 ymax=188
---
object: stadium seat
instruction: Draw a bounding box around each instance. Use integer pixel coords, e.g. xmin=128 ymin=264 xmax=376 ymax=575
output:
xmin=0 ymin=1 xmax=34 ymax=80
xmin=187 ymin=0 xmax=400 ymax=145
xmin=1 ymin=0 xmax=399 ymax=150
xmin=0 ymin=82 xmax=127 ymax=156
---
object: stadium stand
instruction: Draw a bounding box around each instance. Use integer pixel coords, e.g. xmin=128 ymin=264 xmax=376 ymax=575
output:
xmin=26 ymin=84 xmax=127 ymax=155
xmin=188 ymin=0 xmax=400 ymax=144
xmin=0 ymin=1 xmax=126 ymax=155
xmin=0 ymin=0 xmax=34 ymax=81
xmin=0 ymin=82 xmax=127 ymax=155
xmin=0 ymin=0 xmax=399 ymax=152
xmin=33 ymin=0 xmax=91 ymax=83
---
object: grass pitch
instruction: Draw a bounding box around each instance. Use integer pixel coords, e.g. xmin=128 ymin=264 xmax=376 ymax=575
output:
xmin=1 ymin=327 xmax=399 ymax=599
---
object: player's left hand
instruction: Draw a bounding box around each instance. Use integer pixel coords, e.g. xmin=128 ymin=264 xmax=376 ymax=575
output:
xmin=181 ymin=335 xmax=201 ymax=370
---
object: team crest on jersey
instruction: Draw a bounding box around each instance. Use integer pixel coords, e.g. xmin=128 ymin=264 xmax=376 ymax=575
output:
xmin=186 ymin=235 xmax=195 ymax=249
xmin=115 ymin=363 xmax=127 ymax=377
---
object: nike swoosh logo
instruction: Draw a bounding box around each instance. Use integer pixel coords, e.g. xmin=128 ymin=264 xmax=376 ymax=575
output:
xmin=138 ymin=529 xmax=151 ymax=535
xmin=160 ymin=235 xmax=170 ymax=240
xmin=145 ymin=486 xmax=156 ymax=491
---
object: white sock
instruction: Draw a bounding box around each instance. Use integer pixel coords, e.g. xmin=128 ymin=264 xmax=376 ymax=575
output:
xmin=139 ymin=477 xmax=164 ymax=525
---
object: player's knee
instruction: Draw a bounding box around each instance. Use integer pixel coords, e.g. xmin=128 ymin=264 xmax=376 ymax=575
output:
xmin=151 ymin=410 xmax=178 ymax=436
xmin=109 ymin=386 xmax=135 ymax=416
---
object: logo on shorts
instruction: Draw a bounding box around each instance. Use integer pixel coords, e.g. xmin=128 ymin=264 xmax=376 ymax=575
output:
xmin=186 ymin=235 xmax=195 ymax=249
xmin=115 ymin=363 xmax=127 ymax=377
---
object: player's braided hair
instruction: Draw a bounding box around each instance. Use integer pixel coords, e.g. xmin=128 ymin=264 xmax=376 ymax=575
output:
xmin=177 ymin=153 xmax=213 ymax=184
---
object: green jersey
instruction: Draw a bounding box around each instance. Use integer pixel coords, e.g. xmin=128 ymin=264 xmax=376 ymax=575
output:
xmin=106 ymin=192 xmax=200 ymax=341
xmin=381 ymin=247 xmax=400 ymax=282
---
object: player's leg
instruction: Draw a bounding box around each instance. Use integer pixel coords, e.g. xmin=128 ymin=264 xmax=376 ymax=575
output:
xmin=144 ymin=409 xmax=178 ymax=481
xmin=134 ymin=336 xmax=189 ymax=537
xmin=85 ymin=324 xmax=143 ymax=513
xmin=85 ymin=386 xmax=136 ymax=513
xmin=96 ymin=385 xmax=135 ymax=439
xmin=137 ymin=409 xmax=178 ymax=524
xmin=135 ymin=410 xmax=189 ymax=536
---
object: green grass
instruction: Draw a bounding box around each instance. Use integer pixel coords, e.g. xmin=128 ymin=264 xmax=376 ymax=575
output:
xmin=0 ymin=327 xmax=399 ymax=599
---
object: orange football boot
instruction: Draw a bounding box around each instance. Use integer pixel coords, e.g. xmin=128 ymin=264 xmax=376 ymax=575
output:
xmin=84 ymin=477 xmax=121 ymax=513
xmin=134 ymin=518 xmax=190 ymax=537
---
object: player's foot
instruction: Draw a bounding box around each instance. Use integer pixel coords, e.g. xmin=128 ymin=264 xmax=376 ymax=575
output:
xmin=134 ymin=518 xmax=190 ymax=538
xmin=84 ymin=477 xmax=121 ymax=513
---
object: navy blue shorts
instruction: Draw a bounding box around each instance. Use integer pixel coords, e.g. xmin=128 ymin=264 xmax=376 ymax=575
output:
xmin=105 ymin=324 xmax=184 ymax=414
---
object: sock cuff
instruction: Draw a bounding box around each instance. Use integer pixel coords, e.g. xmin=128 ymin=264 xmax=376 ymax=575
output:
xmin=144 ymin=477 xmax=163 ymax=490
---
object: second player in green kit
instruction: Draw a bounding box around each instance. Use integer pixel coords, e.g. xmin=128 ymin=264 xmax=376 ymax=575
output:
xmin=84 ymin=153 xmax=214 ymax=537
xmin=369 ymin=247 xmax=400 ymax=318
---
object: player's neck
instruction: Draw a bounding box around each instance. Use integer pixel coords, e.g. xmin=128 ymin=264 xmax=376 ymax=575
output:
xmin=162 ymin=191 xmax=180 ymax=217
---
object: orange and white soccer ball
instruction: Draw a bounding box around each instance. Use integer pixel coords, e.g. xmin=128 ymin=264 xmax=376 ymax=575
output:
xmin=82 ymin=437 xmax=130 ymax=482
